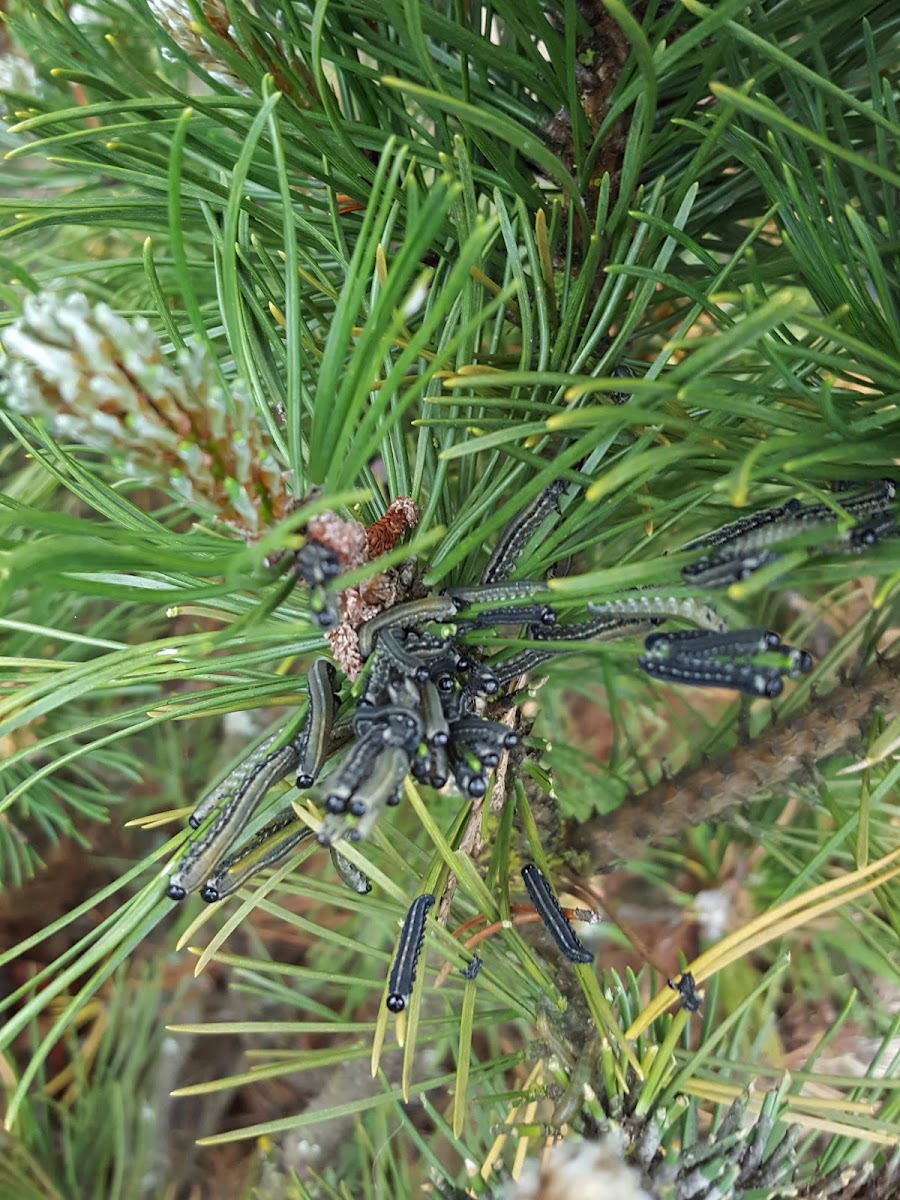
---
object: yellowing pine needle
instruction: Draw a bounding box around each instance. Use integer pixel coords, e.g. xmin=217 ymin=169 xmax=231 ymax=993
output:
xmin=480 ymin=1061 xmax=545 ymax=1181
xmin=175 ymin=905 xmax=220 ymax=953
xmin=124 ymin=806 xmax=192 ymax=829
xmin=680 ymin=1080 xmax=897 ymax=1146
xmin=511 ymin=1097 xmax=540 ymax=1180
xmin=628 ymin=845 xmax=900 ymax=1038
xmin=192 ymin=854 xmax=304 ymax=977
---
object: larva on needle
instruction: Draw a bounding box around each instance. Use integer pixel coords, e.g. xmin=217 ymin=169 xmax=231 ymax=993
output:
xmin=386 ymin=893 xmax=436 ymax=1013
xmin=168 ymin=742 xmax=299 ymax=900
xmin=521 ymin=864 xmax=594 ymax=964
xmin=587 ymin=594 xmax=726 ymax=633
xmin=359 ymin=596 xmax=459 ymax=659
xmin=329 ymin=846 xmax=372 ymax=894
xmin=296 ymin=658 xmax=337 ymax=788
xmin=481 ymin=479 xmax=569 ymax=585
xmin=200 ymin=807 xmax=314 ymax=903
xmin=188 ymin=731 xmax=281 ymax=830
xmin=639 ymin=655 xmax=785 ymax=698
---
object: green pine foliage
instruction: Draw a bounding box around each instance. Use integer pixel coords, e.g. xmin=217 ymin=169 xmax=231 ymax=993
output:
xmin=1 ymin=0 xmax=899 ymax=1196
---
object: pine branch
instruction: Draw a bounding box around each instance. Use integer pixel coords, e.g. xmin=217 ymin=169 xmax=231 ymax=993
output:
xmin=570 ymin=655 xmax=900 ymax=872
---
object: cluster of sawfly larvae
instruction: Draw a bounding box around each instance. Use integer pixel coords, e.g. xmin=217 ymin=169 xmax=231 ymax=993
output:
xmin=164 ymin=476 xmax=897 ymax=1001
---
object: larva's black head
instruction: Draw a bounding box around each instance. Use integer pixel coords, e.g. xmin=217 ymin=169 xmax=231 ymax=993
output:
xmin=467 ymin=776 xmax=487 ymax=798
xmin=297 ymin=772 xmax=315 ymax=789
xmin=502 ymin=732 xmax=520 ymax=749
xmin=325 ymin=794 xmax=346 ymax=814
xmin=538 ymin=606 xmax=557 ymax=625
xmin=763 ymin=631 xmax=782 ymax=650
xmin=437 ymin=674 xmax=455 ymax=694
xmin=188 ymin=815 xmax=202 ymax=830
xmin=855 ymin=525 xmax=879 ymax=548
xmin=386 ymin=993 xmax=406 ymax=1013
xmin=166 ymin=883 xmax=187 ymax=901
xmin=200 ymin=885 xmax=220 ymax=903
xmin=349 ymin=798 xmax=367 ymax=817
xmin=763 ymin=676 xmax=784 ymax=698
xmin=794 ymin=650 xmax=814 ymax=674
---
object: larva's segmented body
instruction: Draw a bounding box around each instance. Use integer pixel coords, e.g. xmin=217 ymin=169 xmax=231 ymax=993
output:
xmin=294 ymin=540 xmax=342 ymax=628
xmin=639 ymin=654 xmax=784 ymax=698
xmin=428 ymin=743 xmax=450 ymax=790
xmin=682 ymin=479 xmax=897 ymax=586
xmin=329 ymin=847 xmax=372 ymax=894
xmin=386 ymin=893 xmax=436 ymax=1013
xmin=681 ymin=550 xmax=779 ymax=588
xmin=200 ymin=807 xmax=313 ymax=903
xmin=481 ymin=480 xmax=569 ymax=585
xmin=643 ymin=627 xmax=783 ymax=657
xmin=530 ymin=615 xmax=659 ymax=644
xmin=521 ymin=864 xmax=594 ymax=964
xmin=807 ymin=478 xmax=896 ymax=523
xmin=317 ymin=746 xmax=410 ymax=846
xmin=471 ymin=603 xmax=558 ymax=628
xmin=168 ymin=742 xmax=299 ymax=900
xmin=420 ymin=680 xmax=450 ymax=747
xmin=684 ymin=498 xmax=804 ymax=553
xmin=492 ymin=649 xmax=557 ymax=688
xmin=378 ymin=628 xmax=432 ymax=682
xmin=450 ymin=716 xmax=519 ymax=752
xmin=323 ymin=729 xmax=389 ymax=813
xmin=188 ymin=731 xmax=281 ymax=830
xmin=296 ymin=658 xmax=337 ymax=788
xmin=359 ymin=642 xmax=396 ymax=708
xmin=351 ymin=704 xmax=423 ymax=752
xmin=588 ymin=594 xmax=726 ymax=632
xmin=359 ymin=596 xmax=459 ymax=659
xmin=639 ymin=628 xmax=813 ymax=695
xmin=446 ymin=580 xmax=542 ymax=606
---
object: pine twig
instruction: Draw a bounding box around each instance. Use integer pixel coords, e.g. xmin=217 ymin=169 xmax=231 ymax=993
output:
xmin=571 ymin=656 xmax=900 ymax=871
